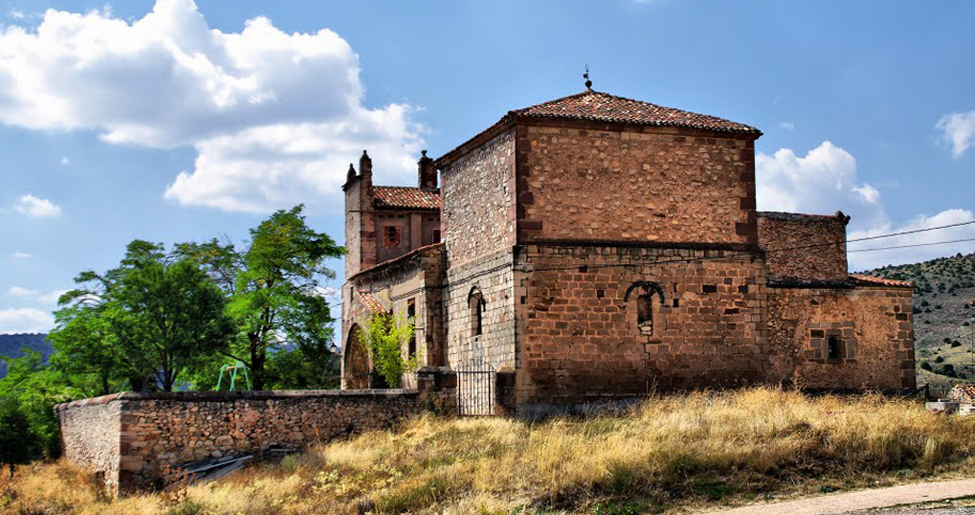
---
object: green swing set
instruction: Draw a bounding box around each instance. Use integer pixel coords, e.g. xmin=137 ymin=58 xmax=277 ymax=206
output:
xmin=216 ymin=361 xmax=251 ymax=391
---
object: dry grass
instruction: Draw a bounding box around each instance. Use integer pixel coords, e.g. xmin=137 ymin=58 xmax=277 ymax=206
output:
xmin=4 ymin=388 xmax=975 ymax=515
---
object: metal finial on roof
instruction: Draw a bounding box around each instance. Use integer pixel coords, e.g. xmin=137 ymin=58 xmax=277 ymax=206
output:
xmin=583 ymin=63 xmax=592 ymax=91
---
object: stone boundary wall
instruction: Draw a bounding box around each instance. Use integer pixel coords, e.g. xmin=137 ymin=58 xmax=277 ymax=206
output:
xmin=56 ymin=389 xmax=426 ymax=494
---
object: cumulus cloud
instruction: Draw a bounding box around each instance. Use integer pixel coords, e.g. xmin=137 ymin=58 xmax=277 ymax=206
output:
xmin=936 ymin=110 xmax=975 ymax=159
xmin=12 ymin=194 xmax=61 ymax=217
xmin=0 ymin=0 xmax=422 ymax=213
xmin=0 ymin=308 xmax=54 ymax=333
xmin=10 ymin=252 xmax=32 ymax=259
xmin=756 ymin=141 xmax=975 ymax=270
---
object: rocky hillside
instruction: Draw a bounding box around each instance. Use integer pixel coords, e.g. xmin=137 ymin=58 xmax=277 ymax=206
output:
xmin=861 ymin=251 xmax=975 ymax=395
xmin=0 ymin=333 xmax=52 ymax=378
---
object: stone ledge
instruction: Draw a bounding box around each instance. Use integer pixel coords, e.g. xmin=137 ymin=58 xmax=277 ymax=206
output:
xmin=55 ymin=389 xmax=418 ymax=411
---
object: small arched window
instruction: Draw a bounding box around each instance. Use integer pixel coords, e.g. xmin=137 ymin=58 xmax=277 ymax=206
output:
xmin=469 ymin=287 xmax=484 ymax=337
xmin=625 ymin=281 xmax=665 ymax=337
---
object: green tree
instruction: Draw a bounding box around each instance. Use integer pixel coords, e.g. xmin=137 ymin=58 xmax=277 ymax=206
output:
xmin=55 ymin=240 xmax=236 ymax=392
xmin=178 ymin=205 xmax=344 ymax=390
xmin=0 ymin=397 xmax=37 ymax=477
xmin=0 ymin=351 xmax=77 ymax=459
xmin=359 ymin=312 xmax=417 ymax=388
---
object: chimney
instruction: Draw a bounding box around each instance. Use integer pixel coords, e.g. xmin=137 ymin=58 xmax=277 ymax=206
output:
xmin=417 ymin=150 xmax=437 ymax=190
xmin=359 ymin=150 xmax=372 ymax=179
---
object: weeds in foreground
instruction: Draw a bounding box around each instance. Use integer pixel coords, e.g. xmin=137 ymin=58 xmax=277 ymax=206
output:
xmin=4 ymin=388 xmax=975 ymax=515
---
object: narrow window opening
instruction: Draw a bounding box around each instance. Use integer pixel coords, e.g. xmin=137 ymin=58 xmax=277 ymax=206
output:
xmin=827 ymin=336 xmax=841 ymax=361
xmin=407 ymin=299 xmax=417 ymax=358
xmin=433 ymin=229 xmax=441 ymax=243
xmin=384 ymin=226 xmax=401 ymax=248
xmin=469 ymin=289 xmax=484 ymax=337
xmin=637 ymin=293 xmax=653 ymax=336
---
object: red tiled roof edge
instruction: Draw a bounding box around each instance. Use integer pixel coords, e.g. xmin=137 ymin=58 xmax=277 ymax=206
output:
xmin=373 ymin=186 xmax=441 ymax=210
xmin=356 ymin=291 xmax=388 ymax=315
xmin=436 ymin=90 xmax=762 ymax=168
xmin=849 ymin=274 xmax=915 ymax=289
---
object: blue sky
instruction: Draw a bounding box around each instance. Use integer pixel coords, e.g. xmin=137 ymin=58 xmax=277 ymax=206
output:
xmin=1 ymin=0 xmax=974 ymax=333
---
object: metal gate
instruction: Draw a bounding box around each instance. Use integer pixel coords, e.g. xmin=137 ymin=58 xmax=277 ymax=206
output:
xmin=456 ymin=359 xmax=496 ymax=416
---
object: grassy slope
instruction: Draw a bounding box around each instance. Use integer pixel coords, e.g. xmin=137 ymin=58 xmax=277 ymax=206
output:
xmin=859 ymin=251 xmax=975 ymax=397
xmin=4 ymin=388 xmax=975 ymax=515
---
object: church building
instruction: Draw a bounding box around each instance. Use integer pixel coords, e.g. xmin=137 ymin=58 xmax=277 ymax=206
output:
xmin=341 ymin=86 xmax=916 ymax=416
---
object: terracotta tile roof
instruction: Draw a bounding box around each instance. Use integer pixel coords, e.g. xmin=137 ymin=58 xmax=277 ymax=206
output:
xmin=511 ymin=90 xmax=761 ymax=135
xmin=948 ymin=383 xmax=975 ymax=403
xmin=357 ymin=291 xmax=388 ymax=314
xmin=373 ymin=186 xmax=440 ymax=210
xmin=849 ymin=274 xmax=914 ymax=288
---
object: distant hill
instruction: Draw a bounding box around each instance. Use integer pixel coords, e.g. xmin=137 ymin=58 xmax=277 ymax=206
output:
xmin=860 ymin=251 xmax=975 ymax=396
xmin=0 ymin=333 xmax=53 ymax=379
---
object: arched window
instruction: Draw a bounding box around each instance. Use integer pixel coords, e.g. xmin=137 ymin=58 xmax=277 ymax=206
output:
xmin=625 ymin=281 xmax=665 ymax=337
xmin=469 ymin=287 xmax=485 ymax=337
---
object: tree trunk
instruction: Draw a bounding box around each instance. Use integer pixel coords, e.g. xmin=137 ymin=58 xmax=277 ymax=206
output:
xmin=249 ymin=332 xmax=265 ymax=390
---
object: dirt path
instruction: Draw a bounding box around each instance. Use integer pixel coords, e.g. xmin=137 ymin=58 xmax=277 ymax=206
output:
xmin=702 ymin=478 xmax=975 ymax=515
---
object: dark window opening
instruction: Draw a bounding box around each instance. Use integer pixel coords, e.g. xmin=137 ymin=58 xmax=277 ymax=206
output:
xmin=637 ymin=293 xmax=653 ymax=335
xmin=673 ymin=298 xmax=679 ymax=308
xmin=433 ymin=229 xmax=441 ymax=242
xmin=384 ymin=226 xmax=401 ymax=248
xmin=827 ymin=336 xmax=842 ymax=361
xmin=702 ymin=284 xmax=718 ymax=294
xmin=469 ymin=289 xmax=484 ymax=337
xmin=407 ymin=299 xmax=416 ymax=358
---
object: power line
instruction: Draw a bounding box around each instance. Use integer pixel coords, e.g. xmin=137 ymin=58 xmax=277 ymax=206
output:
xmin=847 ymin=237 xmax=975 ymax=253
xmin=527 ymin=220 xmax=975 ymax=273
xmin=847 ymin=219 xmax=975 ymax=243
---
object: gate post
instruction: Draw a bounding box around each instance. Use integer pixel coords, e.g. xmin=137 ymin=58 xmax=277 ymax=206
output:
xmin=416 ymin=366 xmax=458 ymax=415
xmin=495 ymin=368 xmax=517 ymax=416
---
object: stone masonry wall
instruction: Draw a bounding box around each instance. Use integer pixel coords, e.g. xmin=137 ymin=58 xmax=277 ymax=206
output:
xmin=518 ymin=125 xmax=758 ymax=245
xmin=57 ymin=390 xmax=421 ymax=493
xmin=766 ymin=285 xmax=916 ymax=390
xmin=57 ymin=396 xmax=123 ymax=492
xmin=757 ymin=212 xmax=848 ymax=282
xmin=441 ymin=129 xmax=515 ymax=265
xmin=515 ymin=244 xmax=769 ymax=412
xmin=343 ymin=245 xmax=446 ymax=388
xmin=445 ymin=248 xmax=516 ymax=370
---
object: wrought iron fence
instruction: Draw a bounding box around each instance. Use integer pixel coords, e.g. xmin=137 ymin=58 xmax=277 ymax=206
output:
xmin=456 ymin=358 xmax=496 ymax=416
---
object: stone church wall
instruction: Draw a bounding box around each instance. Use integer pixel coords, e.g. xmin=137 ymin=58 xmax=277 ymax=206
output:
xmin=444 ymin=248 xmax=516 ymax=371
xmin=440 ymin=129 xmax=515 ymax=265
xmin=515 ymin=244 xmax=769 ymax=413
xmin=757 ymin=212 xmax=849 ymax=282
xmin=518 ymin=125 xmax=758 ymax=246
xmin=766 ymin=285 xmax=916 ymax=390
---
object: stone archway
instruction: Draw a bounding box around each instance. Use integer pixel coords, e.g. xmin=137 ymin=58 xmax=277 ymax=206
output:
xmin=343 ymin=324 xmax=370 ymax=389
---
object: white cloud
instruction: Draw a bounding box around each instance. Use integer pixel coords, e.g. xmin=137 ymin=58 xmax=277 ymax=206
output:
xmin=0 ymin=0 xmax=422 ymax=213
xmin=7 ymin=286 xmax=39 ymax=297
xmin=847 ymin=209 xmax=975 ymax=271
xmin=778 ymin=121 xmax=795 ymax=131
xmin=12 ymin=194 xmax=61 ymax=217
xmin=60 ymin=156 xmax=69 ymax=165
xmin=936 ymin=110 xmax=975 ymax=159
xmin=8 ymin=10 xmax=25 ymax=19
xmin=37 ymin=289 xmax=68 ymax=303
xmin=756 ymin=141 xmax=975 ymax=270
xmin=10 ymin=252 xmax=32 ymax=259
xmin=0 ymin=308 xmax=54 ymax=334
